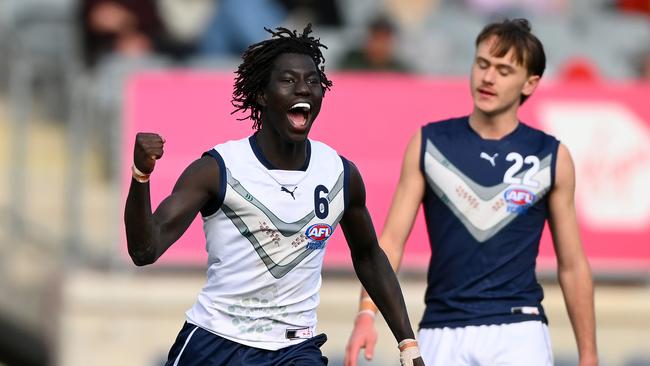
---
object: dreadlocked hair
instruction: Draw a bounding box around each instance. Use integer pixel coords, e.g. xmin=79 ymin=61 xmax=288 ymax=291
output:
xmin=232 ymin=24 xmax=333 ymax=130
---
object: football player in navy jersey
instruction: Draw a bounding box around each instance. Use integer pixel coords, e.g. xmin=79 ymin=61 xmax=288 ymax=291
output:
xmin=345 ymin=18 xmax=597 ymax=366
xmin=124 ymin=25 xmax=424 ymax=365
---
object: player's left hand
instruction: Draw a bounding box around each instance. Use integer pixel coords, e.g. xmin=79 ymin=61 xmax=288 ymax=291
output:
xmin=399 ymin=340 xmax=424 ymax=366
xmin=399 ymin=339 xmax=424 ymax=366
xmin=400 ymin=352 xmax=424 ymax=366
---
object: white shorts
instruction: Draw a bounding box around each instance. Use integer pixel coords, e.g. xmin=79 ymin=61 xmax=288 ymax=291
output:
xmin=418 ymin=321 xmax=553 ymax=366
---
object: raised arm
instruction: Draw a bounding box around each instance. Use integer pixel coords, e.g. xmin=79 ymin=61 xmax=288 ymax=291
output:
xmin=548 ymin=143 xmax=598 ymax=366
xmin=124 ymin=132 xmax=221 ymax=266
xmin=340 ymin=158 xmax=424 ymax=366
xmin=344 ymin=130 xmax=426 ymax=366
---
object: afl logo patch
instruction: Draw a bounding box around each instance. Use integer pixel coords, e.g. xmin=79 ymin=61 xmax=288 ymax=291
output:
xmin=305 ymin=223 xmax=333 ymax=249
xmin=504 ymin=188 xmax=535 ymax=214
xmin=306 ymin=223 xmax=332 ymax=241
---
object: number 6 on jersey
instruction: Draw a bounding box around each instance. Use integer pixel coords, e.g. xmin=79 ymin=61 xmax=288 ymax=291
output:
xmin=314 ymin=185 xmax=329 ymax=219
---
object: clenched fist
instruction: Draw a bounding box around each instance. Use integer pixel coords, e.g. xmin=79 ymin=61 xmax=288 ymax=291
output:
xmin=134 ymin=132 xmax=165 ymax=174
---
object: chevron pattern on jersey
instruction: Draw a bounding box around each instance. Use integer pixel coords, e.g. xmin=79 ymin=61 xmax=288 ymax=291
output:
xmin=222 ymin=168 xmax=345 ymax=278
xmin=423 ymin=140 xmax=553 ymax=243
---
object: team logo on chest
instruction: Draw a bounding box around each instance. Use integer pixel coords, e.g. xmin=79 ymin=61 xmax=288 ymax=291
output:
xmin=305 ymin=223 xmax=332 ymax=250
xmin=504 ymin=188 xmax=536 ymax=214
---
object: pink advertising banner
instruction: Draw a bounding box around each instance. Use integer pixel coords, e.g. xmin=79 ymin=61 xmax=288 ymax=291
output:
xmin=123 ymin=72 xmax=650 ymax=273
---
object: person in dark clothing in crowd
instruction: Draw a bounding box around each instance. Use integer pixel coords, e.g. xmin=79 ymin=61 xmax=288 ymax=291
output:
xmin=338 ymin=15 xmax=410 ymax=73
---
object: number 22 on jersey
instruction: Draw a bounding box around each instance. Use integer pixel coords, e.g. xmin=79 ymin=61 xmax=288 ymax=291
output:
xmin=503 ymin=152 xmax=540 ymax=188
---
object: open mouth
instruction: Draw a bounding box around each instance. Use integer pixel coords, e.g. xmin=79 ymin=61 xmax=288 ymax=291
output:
xmin=287 ymin=102 xmax=311 ymax=128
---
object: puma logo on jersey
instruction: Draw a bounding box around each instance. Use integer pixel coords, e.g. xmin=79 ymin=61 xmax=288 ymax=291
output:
xmin=480 ymin=152 xmax=498 ymax=167
xmin=281 ymin=186 xmax=297 ymax=199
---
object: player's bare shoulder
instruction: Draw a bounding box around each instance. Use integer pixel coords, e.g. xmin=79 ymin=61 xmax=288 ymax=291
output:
xmin=175 ymin=154 xmax=223 ymax=196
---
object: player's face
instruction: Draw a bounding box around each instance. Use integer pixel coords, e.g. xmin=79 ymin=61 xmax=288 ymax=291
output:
xmin=258 ymin=53 xmax=324 ymax=143
xmin=470 ymin=36 xmax=540 ymax=116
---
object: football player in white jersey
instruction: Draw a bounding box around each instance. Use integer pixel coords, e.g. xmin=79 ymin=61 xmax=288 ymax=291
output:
xmin=124 ymin=25 xmax=424 ymax=366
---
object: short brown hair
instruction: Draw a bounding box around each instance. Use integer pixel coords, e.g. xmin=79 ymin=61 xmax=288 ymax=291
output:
xmin=476 ymin=18 xmax=546 ymax=103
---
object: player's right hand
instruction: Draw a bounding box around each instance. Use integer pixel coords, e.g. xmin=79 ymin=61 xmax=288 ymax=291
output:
xmin=133 ymin=132 xmax=165 ymax=174
xmin=344 ymin=312 xmax=378 ymax=366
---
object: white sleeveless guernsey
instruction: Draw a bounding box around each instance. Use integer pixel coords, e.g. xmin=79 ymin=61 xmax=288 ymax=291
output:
xmin=185 ymin=136 xmax=348 ymax=350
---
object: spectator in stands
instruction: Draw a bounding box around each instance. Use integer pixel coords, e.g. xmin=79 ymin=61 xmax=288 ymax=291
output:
xmin=384 ymin=0 xmax=440 ymax=30
xmin=337 ymin=15 xmax=411 ymax=73
xmin=279 ymin=0 xmax=343 ymax=27
xmin=80 ymin=0 xmax=190 ymax=69
xmin=197 ymin=0 xmax=286 ymax=57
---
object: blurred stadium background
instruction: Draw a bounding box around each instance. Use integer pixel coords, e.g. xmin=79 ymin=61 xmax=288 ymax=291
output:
xmin=1 ymin=0 xmax=649 ymax=365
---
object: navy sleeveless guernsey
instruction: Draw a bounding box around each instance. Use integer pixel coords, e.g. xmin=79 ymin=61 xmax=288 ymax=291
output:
xmin=418 ymin=116 xmax=560 ymax=329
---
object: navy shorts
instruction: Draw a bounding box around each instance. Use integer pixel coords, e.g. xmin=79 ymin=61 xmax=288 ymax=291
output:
xmin=164 ymin=322 xmax=328 ymax=366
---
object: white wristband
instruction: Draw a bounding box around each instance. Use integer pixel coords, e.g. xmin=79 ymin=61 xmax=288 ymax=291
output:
xmin=398 ymin=338 xmax=418 ymax=349
xmin=399 ymin=345 xmax=421 ymax=366
xmin=132 ymin=164 xmax=150 ymax=183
